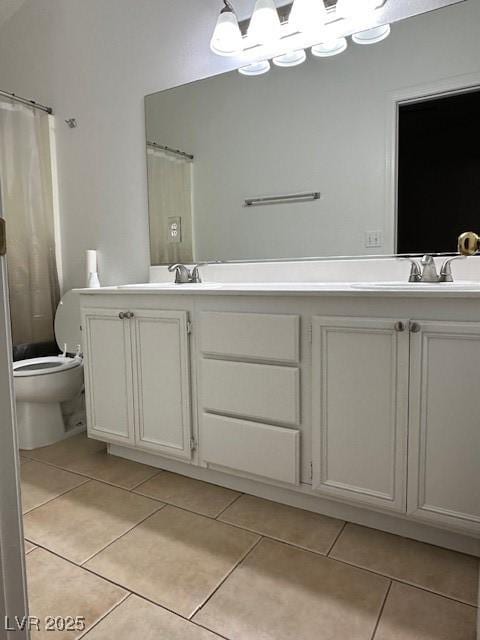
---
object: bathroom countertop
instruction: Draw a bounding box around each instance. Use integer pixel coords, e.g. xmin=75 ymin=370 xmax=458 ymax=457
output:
xmin=76 ymin=281 xmax=480 ymax=298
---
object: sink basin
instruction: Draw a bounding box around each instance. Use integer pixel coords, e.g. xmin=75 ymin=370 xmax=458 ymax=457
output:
xmin=351 ymin=281 xmax=480 ymax=291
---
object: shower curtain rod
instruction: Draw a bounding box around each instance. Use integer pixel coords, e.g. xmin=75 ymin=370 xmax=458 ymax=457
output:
xmin=0 ymin=89 xmax=53 ymax=114
xmin=147 ymin=140 xmax=194 ymax=161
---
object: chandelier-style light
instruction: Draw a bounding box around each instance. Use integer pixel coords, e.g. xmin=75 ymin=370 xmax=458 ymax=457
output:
xmin=289 ymin=0 xmax=327 ymax=35
xmin=209 ymin=0 xmax=391 ymax=77
xmin=210 ymin=0 xmax=243 ymax=56
xmin=247 ymin=0 xmax=282 ymax=45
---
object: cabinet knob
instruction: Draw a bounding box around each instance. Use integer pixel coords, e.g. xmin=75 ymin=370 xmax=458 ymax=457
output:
xmin=125 ymin=311 xmax=134 ymax=319
xmin=410 ymin=322 xmax=421 ymax=333
xmin=118 ymin=312 xmax=125 ymax=320
xmin=394 ymin=321 xmax=405 ymax=332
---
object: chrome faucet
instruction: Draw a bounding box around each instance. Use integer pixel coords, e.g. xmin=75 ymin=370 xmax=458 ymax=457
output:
xmin=168 ymin=264 xmax=203 ymax=284
xmin=406 ymin=255 xmax=465 ymax=283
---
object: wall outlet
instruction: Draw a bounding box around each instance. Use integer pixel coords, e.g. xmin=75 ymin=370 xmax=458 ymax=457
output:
xmin=167 ymin=216 xmax=182 ymax=244
xmin=365 ymin=230 xmax=383 ymax=248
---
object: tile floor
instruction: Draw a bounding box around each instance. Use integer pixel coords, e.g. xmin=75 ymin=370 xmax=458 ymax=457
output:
xmin=20 ymin=433 xmax=479 ymax=640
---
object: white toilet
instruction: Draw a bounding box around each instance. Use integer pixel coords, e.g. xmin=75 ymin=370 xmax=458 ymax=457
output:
xmin=13 ymin=290 xmax=85 ymax=450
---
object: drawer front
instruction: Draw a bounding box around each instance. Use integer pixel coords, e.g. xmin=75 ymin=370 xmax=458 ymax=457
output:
xmin=201 ymin=359 xmax=300 ymax=426
xmin=201 ymin=413 xmax=300 ymax=485
xmin=200 ymin=312 xmax=300 ymax=363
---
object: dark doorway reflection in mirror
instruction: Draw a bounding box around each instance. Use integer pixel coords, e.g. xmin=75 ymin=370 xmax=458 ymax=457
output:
xmin=397 ymin=88 xmax=480 ymax=255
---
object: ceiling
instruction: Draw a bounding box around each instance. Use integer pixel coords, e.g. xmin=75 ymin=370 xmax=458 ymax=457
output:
xmin=0 ymin=0 xmax=26 ymax=28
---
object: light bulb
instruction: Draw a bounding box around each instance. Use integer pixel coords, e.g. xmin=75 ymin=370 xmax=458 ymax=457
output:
xmin=289 ymin=0 xmax=327 ymax=34
xmin=336 ymin=0 xmax=383 ymax=19
xmin=273 ymin=49 xmax=307 ymax=67
xmin=247 ymin=0 xmax=282 ymax=46
xmin=311 ymin=37 xmax=347 ymax=57
xmin=352 ymin=23 xmax=390 ymax=44
xmin=238 ymin=60 xmax=271 ymax=76
xmin=210 ymin=3 xmax=243 ymax=56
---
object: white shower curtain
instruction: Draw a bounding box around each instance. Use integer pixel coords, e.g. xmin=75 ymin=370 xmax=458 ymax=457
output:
xmin=0 ymin=98 xmax=59 ymax=346
xmin=147 ymin=147 xmax=194 ymax=265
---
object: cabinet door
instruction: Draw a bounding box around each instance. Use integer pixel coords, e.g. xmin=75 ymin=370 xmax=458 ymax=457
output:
xmin=82 ymin=308 xmax=135 ymax=445
xmin=408 ymin=321 xmax=480 ymax=535
xmin=312 ymin=317 xmax=409 ymax=512
xmin=132 ymin=310 xmax=193 ymax=460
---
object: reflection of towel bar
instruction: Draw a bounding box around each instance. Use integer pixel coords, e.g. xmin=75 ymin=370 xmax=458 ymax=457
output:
xmin=244 ymin=192 xmax=321 ymax=207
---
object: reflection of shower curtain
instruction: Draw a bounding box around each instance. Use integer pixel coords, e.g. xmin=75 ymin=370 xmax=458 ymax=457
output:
xmin=0 ymin=98 xmax=59 ymax=345
xmin=147 ymin=147 xmax=194 ymax=265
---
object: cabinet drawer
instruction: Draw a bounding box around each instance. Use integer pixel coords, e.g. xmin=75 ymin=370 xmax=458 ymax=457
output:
xmin=201 ymin=413 xmax=300 ymax=485
xmin=200 ymin=312 xmax=300 ymax=363
xmin=201 ymin=359 xmax=300 ymax=426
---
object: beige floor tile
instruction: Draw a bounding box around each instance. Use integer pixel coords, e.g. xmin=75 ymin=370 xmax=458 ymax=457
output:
xmin=85 ymin=505 xmax=259 ymax=618
xmin=64 ymin=449 xmax=160 ymax=489
xmin=24 ymin=540 xmax=36 ymax=554
xmin=330 ymin=524 xmax=479 ymax=605
xmin=27 ymin=548 xmax=126 ymax=640
xmin=21 ymin=460 xmax=88 ymax=513
xmin=28 ymin=432 xmax=105 ymax=468
xmin=82 ymin=594 xmax=221 ymax=640
xmin=194 ymin=538 xmax=389 ymax=640
xmin=134 ymin=471 xmax=241 ymax=517
xmin=219 ymin=494 xmax=345 ymax=554
xmin=24 ymin=480 xmax=161 ymax=564
xmin=374 ymin=582 xmax=477 ymax=640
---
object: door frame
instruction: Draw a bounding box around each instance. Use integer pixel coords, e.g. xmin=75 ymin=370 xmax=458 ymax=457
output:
xmin=0 ymin=233 xmax=28 ymax=638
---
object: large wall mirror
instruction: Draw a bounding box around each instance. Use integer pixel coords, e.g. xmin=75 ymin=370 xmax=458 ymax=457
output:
xmin=145 ymin=0 xmax=478 ymax=265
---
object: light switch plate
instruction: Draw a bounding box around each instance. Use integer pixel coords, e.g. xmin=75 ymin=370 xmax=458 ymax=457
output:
xmin=365 ymin=230 xmax=383 ymax=248
xmin=167 ymin=216 xmax=182 ymax=244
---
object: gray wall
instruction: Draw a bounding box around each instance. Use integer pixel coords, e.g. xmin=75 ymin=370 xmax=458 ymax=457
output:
xmin=146 ymin=2 xmax=480 ymax=261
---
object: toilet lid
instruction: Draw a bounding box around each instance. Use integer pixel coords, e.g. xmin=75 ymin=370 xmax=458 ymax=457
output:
xmin=54 ymin=290 xmax=82 ymax=354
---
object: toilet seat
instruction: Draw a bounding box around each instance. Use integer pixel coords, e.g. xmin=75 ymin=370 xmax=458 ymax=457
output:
xmin=13 ymin=290 xmax=82 ymax=380
xmin=13 ymin=355 xmax=82 ymax=378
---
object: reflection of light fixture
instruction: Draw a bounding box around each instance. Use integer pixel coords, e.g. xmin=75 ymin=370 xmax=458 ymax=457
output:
xmin=352 ymin=24 xmax=391 ymax=44
xmin=238 ymin=60 xmax=271 ymax=76
xmin=311 ymin=38 xmax=348 ymax=57
xmin=210 ymin=0 xmax=243 ymax=56
xmin=289 ymin=0 xmax=327 ymax=34
xmin=273 ymin=49 xmax=307 ymax=67
xmin=247 ymin=0 xmax=282 ymax=45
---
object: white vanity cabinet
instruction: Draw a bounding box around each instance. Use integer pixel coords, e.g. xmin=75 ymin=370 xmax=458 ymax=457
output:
xmin=81 ymin=308 xmax=136 ymax=445
xmin=312 ymin=315 xmax=480 ymax=536
xmin=79 ymin=289 xmax=480 ymax=551
xmin=311 ymin=317 xmax=410 ymax=513
xmin=408 ymin=321 xmax=480 ymax=535
xmin=198 ymin=311 xmax=301 ymax=486
xmin=82 ymin=306 xmax=193 ymax=460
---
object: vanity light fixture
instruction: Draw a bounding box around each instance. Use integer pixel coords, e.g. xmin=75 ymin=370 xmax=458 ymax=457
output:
xmin=351 ymin=23 xmax=391 ymax=44
xmin=247 ymin=0 xmax=282 ymax=46
xmin=238 ymin=60 xmax=271 ymax=76
xmin=289 ymin=0 xmax=327 ymax=35
xmin=210 ymin=0 xmax=392 ymax=76
xmin=210 ymin=0 xmax=243 ymax=56
xmin=336 ymin=0 xmax=391 ymax=45
xmin=273 ymin=49 xmax=307 ymax=67
xmin=311 ymin=37 xmax=348 ymax=57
